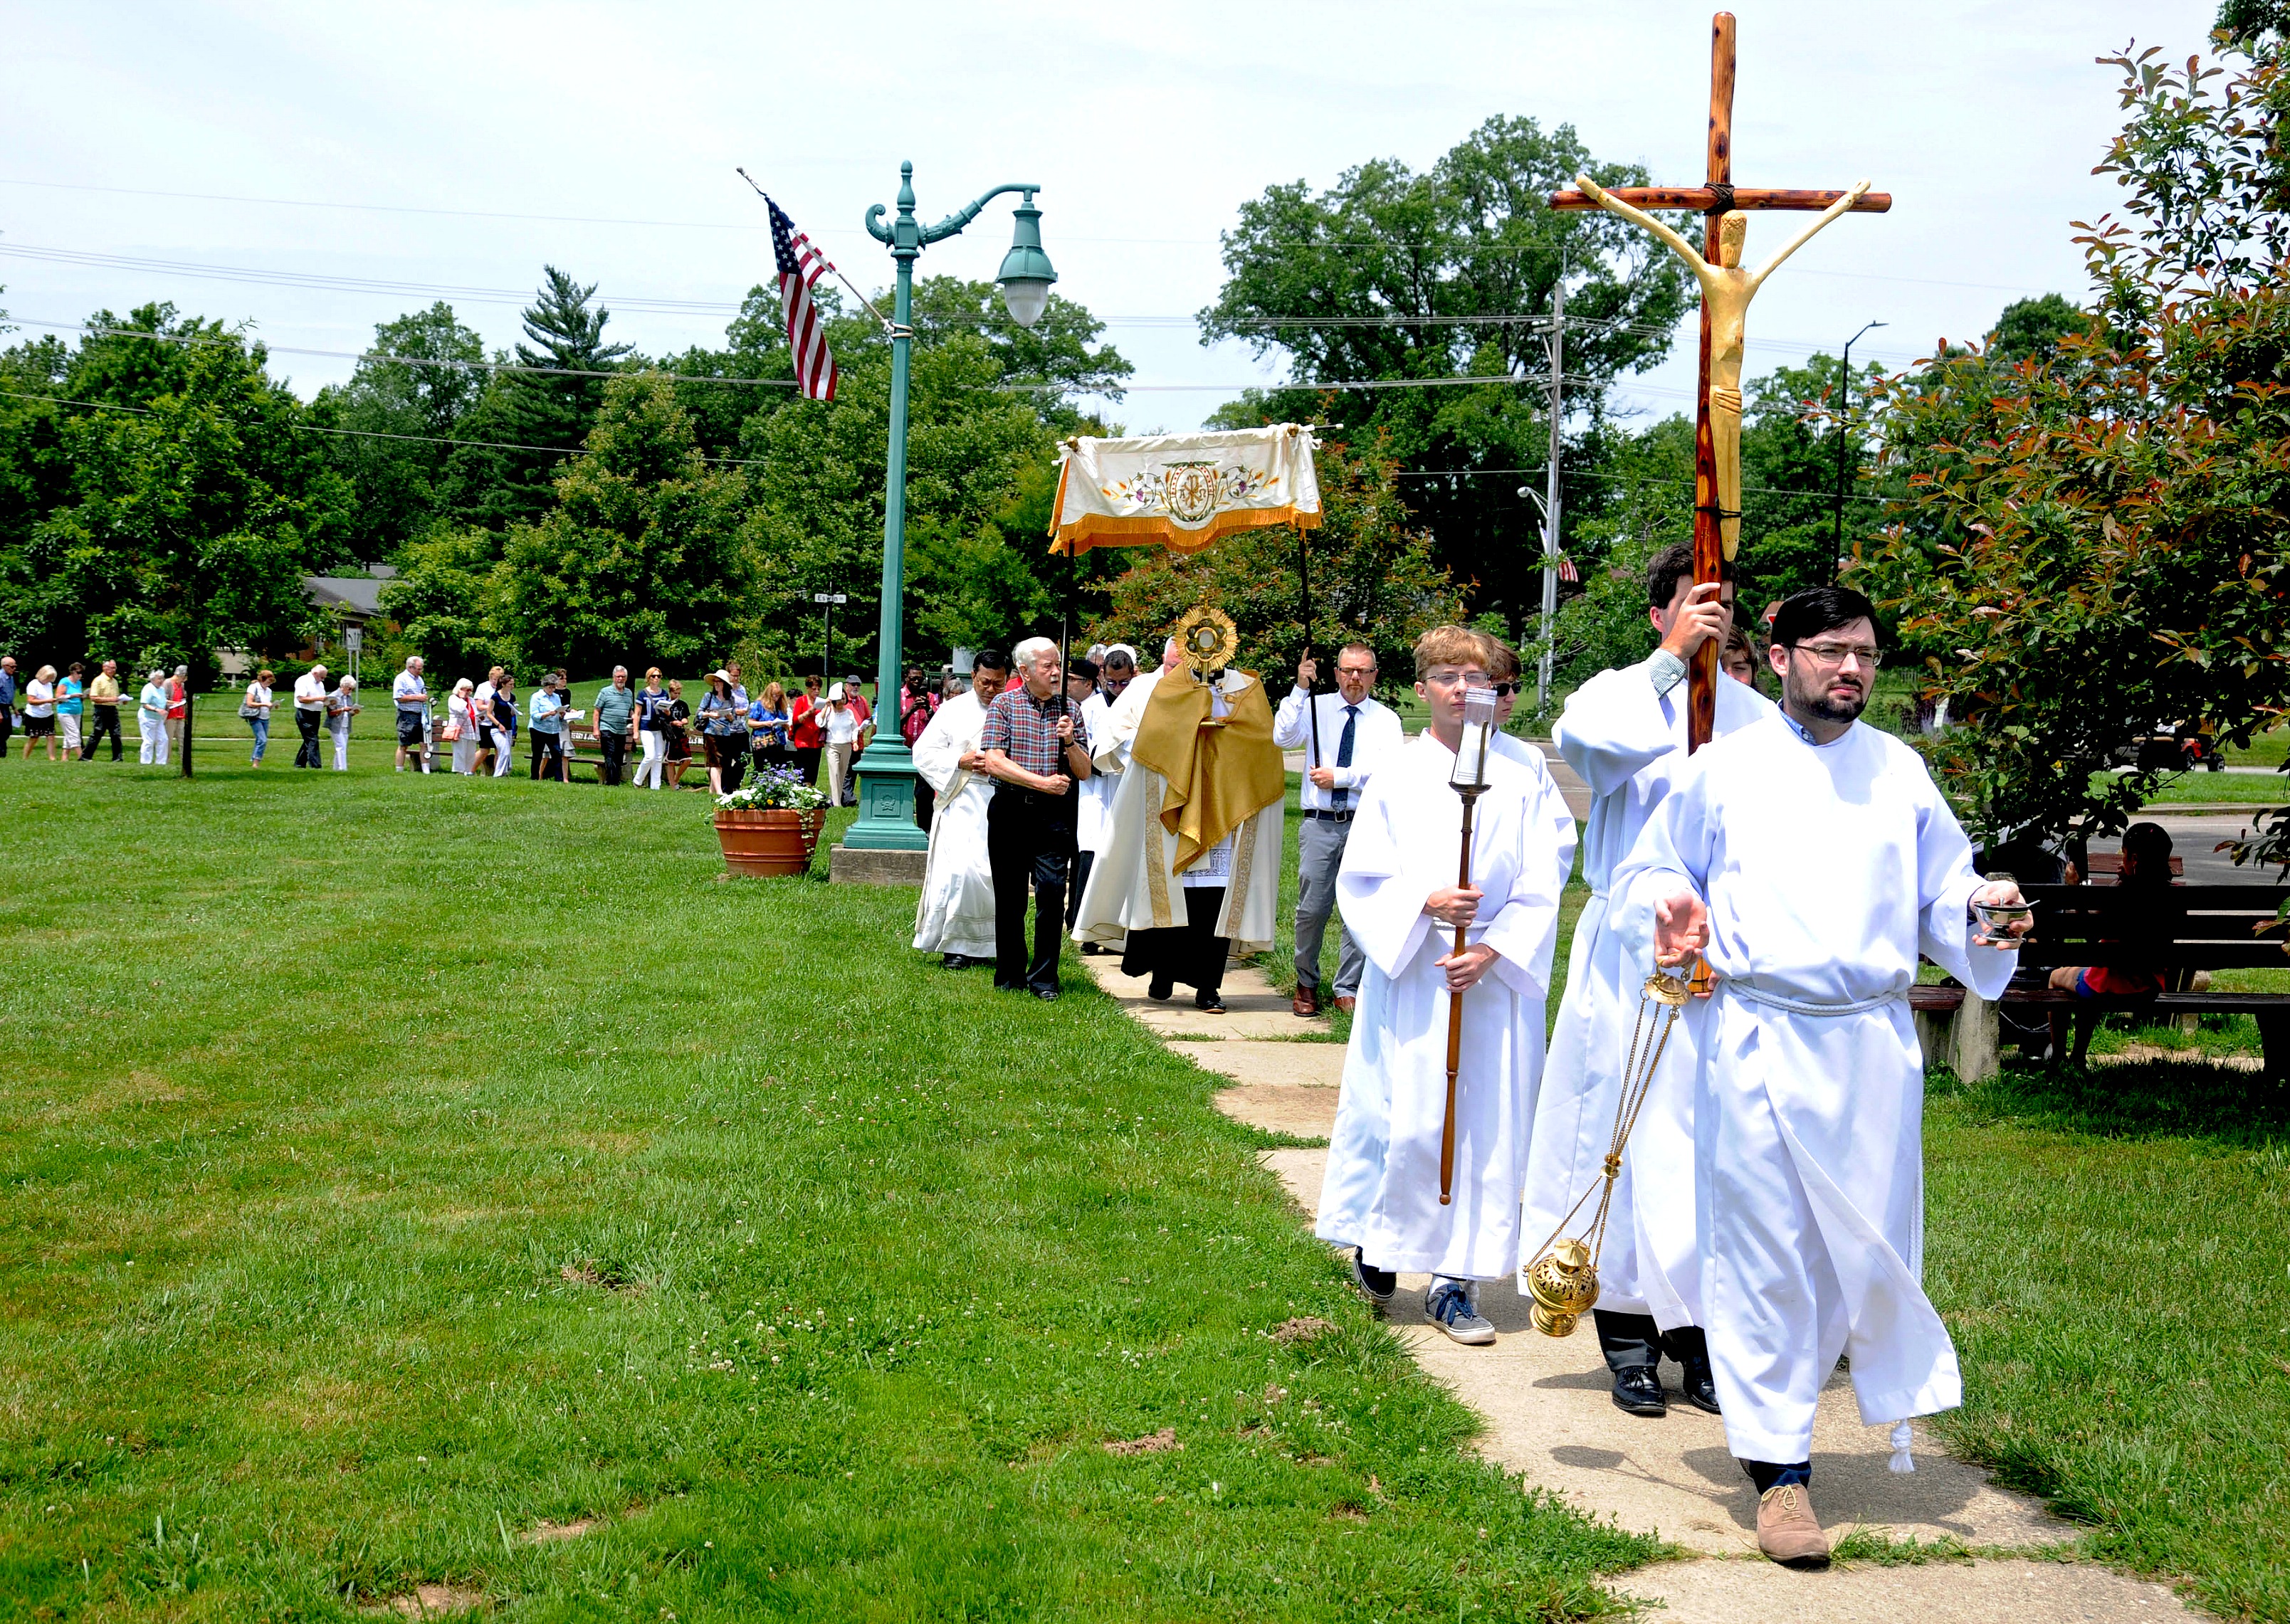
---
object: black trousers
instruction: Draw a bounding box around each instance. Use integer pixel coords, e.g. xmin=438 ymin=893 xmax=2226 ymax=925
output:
xmin=530 ymin=731 xmax=563 ymax=780
xmin=85 ymin=707 xmax=122 ymax=760
xmin=792 ymin=745 xmax=822 ymax=787
xmin=1119 ymin=885 xmax=1229 ymax=997
xmin=914 ymin=774 xmax=935 ymax=833
xmin=600 ymin=729 xmax=628 ymax=785
xmin=1063 ymin=848 xmax=1096 ymax=930
xmin=1593 ymin=1310 xmax=1711 ymax=1376
xmin=294 ymin=707 xmax=322 ymax=767
xmin=987 ymin=786 xmax=1076 ymax=993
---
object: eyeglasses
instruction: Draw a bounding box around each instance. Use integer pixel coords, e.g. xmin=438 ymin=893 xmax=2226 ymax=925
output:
xmin=1788 ymin=642 xmax=1883 ymax=670
xmin=1334 ymin=665 xmax=1375 ymax=680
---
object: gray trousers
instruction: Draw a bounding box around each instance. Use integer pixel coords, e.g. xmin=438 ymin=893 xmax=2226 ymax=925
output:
xmin=1295 ymin=815 xmax=1365 ymax=996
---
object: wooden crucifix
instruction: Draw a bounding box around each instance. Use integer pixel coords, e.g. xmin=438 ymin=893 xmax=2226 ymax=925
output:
xmin=1550 ymin=11 xmax=1889 ymax=749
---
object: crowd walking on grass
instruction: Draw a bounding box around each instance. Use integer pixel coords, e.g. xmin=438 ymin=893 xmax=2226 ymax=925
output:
xmin=0 ymin=648 xmax=902 ymax=808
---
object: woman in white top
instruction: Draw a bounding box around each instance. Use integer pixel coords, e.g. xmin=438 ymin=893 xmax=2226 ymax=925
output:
xmin=21 ymin=665 xmax=58 ymax=761
xmin=327 ymin=675 xmax=361 ymax=771
xmin=137 ymin=671 xmax=169 ymax=764
xmin=241 ymin=668 xmax=275 ymax=766
xmin=447 ymin=678 xmax=479 ymax=774
xmin=821 ymin=682 xmax=863 ymax=808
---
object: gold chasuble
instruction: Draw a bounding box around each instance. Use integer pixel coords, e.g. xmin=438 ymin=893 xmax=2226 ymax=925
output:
xmin=1071 ymin=668 xmax=1286 ymax=954
xmin=1130 ymin=672 xmax=1287 ymax=872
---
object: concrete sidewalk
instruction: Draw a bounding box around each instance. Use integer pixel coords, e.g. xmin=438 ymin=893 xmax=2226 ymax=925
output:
xmin=1086 ymin=951 xmax=2198 ymax=1621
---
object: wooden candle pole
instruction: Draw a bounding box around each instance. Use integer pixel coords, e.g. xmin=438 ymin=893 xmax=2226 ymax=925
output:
xmin=1440 ymin=786 xmax=1486 ymax=1206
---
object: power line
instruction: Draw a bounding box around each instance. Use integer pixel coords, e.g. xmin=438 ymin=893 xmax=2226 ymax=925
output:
xmin=0 ymin=389 xmax=765 ymax=465
xmin=1391 ymin=463 xmax=1894 ymax=502
xmin=11 ymin=317 xmax=802 ymax=389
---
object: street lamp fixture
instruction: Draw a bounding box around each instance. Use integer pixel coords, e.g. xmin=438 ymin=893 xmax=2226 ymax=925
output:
xmin=995 ymin=190 xmax=1056 ymax=328
xmin=839 ymin=163 xmax=1053 ymax=862
xmin=1831 ymin=320 xmax=1886 ymax=581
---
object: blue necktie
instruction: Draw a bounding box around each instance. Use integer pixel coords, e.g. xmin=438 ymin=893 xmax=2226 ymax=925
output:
xmin=1332 ymin=704 xmax=1358 ymax=808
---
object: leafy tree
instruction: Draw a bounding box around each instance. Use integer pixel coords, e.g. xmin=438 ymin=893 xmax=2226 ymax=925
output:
xmin=0 ymin=305 xmax=350 ymax=678
xmin=1093 ymin=436 xmax=1464 ymax=689
xmin=1198 ymin=115 xmax=1695 ymax=636
xmin=485 ymin=374 xmax=750 ymax=675
xmin=314 ymin=301 xmax=485 ymax=561
xmin=441 ymin=268 xmax=631 ymax=530
xmin=1863 ymin=38 xmax=2290 ymax=840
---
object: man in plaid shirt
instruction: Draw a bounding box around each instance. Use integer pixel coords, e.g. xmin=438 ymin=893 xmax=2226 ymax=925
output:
xmin=977 ymin=636 xmax=1094 ymax=998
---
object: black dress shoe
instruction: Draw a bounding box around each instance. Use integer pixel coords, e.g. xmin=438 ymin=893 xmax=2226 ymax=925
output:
xmin=1612 ymin=1365 xmax=1668 ymax=1418
xmin=1147 ymin=976 xmax=1174 ymax=1002
xmin=1679 ymin=1358 xmax=1721 ymax=1415
xmin=1032 ymin=987 xmax=1060 ymax=1002
xmin=1194 ymin=991 xmax=1227 ymax=1014
xmin=942 ymin=953 xmax=969 ymax=969
xmin=1080 ymin=942 xmax=1103 ymax=956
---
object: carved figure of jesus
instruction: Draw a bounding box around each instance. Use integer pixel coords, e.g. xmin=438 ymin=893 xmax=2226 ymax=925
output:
xmin=1575 ymin=174 xmax=1871 ymax=559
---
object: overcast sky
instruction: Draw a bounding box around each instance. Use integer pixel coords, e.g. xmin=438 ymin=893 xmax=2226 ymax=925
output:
xmin=0 ymin=0 xmax=2222 ymax=434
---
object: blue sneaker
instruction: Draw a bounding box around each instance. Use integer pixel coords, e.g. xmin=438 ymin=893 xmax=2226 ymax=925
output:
xmin=1425 ymin=1278 xmax=1496 ymax=1346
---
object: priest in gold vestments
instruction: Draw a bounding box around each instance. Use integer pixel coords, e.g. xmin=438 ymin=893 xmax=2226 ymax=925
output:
xmin=1073 ymin=656 xmax=1284 ymax=1014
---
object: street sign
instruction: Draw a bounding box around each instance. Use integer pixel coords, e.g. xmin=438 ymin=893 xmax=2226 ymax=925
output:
xmin=344 ymin=625 xmax=363 ymax=651
xmin=813 ymin=593 xmax=849 ymax=605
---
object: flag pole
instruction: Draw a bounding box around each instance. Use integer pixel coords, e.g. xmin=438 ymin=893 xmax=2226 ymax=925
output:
xmin=1296 ymin=525 xmax=1321 ymax=769
xmin=736 ymin=169 xmax=898 ymax=336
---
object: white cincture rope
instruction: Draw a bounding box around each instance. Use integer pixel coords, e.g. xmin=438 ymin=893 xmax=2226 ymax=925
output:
xmin=1888 ymin=1420 xmax=1916 ymax=1473
xmin=1726 ymin=981 xmax=1905 ymax=1018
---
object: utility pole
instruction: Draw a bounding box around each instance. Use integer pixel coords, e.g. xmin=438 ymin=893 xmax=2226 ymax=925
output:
xmin=1830 ymin=320 xmax=1886 ymax=581
xmin=1538 ymin=270 xmax=1565 ymax=715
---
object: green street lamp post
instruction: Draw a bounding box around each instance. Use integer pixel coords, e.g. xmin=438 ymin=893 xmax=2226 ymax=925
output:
xmin=838 ymin=161 xmax=1055 ymax=855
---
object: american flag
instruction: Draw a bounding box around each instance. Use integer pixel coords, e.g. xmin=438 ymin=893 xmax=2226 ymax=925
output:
xmin=1557 ymin=554 xmax=1579 ymax=583
xmin=767 ymin=196 xmax=837 ymax=402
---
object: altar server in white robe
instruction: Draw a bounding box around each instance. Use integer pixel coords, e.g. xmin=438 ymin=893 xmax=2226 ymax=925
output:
xmin=1614 ymin=585 xmax=2027 ymax=1568
xmin=1522 ymin=547 xmax=1772 ymax=1422
xmin=912 ymin=651 xmax=1009 ymax=969
xmin=1087 ymin=637 xmax=1180 ymax=783
xmin=1065 ymin=647 xmax=1131 ymax=949
xmin=1315 ymin=626 xmax=1574 ymax=1346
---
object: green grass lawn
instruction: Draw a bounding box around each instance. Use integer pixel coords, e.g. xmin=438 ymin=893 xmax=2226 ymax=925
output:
xmin=1923 ymin=1059 xmax=2290 ymax=1623
xmin=0 ymin=746 xmax=1647 ymax=1622
xmin=7 ymin=739 xmax=2289 ymax=1620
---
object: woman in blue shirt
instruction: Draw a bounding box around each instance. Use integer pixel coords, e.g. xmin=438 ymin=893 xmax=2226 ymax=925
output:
xmin=698 ymin=670 xmax=750 ymax=796
xmin=747 ymin=680 xmax=793 ymax=776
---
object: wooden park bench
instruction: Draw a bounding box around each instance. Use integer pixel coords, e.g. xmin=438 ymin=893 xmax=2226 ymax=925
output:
xmin=1912 ymin=882 xmax=2289 ymax=1083
xmin=562 ymin=714 xmax=707 ymax=787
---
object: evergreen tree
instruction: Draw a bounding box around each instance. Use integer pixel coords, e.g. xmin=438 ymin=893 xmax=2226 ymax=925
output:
xmin=441 ymin=267 xmax=631 ymax=530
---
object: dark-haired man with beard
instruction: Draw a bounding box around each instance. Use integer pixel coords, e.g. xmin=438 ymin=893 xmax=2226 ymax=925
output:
xmin=1612 ymin=586 xmax=2030 ymax=1570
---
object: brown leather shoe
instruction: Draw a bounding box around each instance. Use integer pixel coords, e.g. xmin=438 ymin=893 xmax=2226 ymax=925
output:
xmin=1333 ymin=995 xmax=1357 ymax=1014
xmin=1291 ymin=986 xmax=1320 ymax=1017
xmin=1755 ymin=1483 xmax=1829 ymax=1568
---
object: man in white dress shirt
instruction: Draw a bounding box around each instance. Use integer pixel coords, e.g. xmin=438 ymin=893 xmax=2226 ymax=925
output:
xmin=1273 ymin=642 xmax=1404 ymax=1016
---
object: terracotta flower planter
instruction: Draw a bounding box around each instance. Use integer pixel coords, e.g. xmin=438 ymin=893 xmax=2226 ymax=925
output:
xmin=713 ymin=807 xmax=824 ymax=877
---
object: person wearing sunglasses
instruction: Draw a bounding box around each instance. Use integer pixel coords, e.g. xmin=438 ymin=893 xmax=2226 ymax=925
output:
xmin=1525 ymin=542 xmax=1774 ymax=1430
xmin=1273 ymin=641 xmax=1403 ymax=1016
xmin=1614 ymin=584 xmax=2028 ymax=1568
